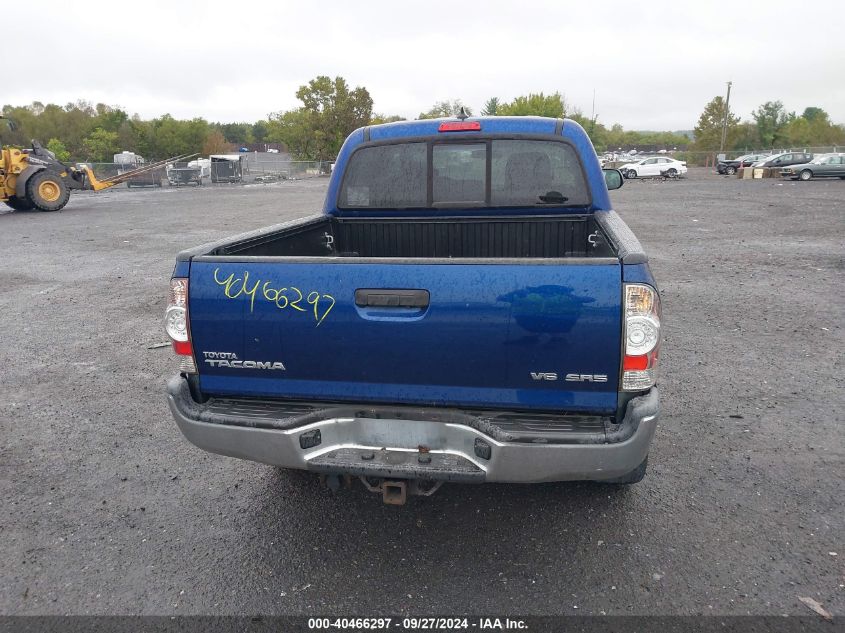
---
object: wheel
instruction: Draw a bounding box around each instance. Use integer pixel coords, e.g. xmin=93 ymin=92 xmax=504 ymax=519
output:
xmin=666 ymin=168 xmax=678 ymax=177
xmin=627 ymin=170 xmax=637 ymax=179
xmin=799 ymin=170 xmax=812 ymax=181
xmin=4 ymin=195 xmax=35 ymax=211
xmin=726 ymin=166 xmax=736 ymax=175
xmin=26 ymin=171 xmax=70 ymax=211
xmin=604 ymin=456 xmax=648 ymax=485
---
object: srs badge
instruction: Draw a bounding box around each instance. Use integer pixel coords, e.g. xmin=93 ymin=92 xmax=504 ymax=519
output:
xmin=565 ymin=373 xmax=608 ymax=382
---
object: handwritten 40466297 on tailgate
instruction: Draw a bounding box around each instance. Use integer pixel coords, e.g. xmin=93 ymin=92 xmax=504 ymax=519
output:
xmin=164 ymin=116 xmax=661 ymax=504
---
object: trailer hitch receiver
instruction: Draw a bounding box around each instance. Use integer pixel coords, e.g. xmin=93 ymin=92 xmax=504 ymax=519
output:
xmin=382 ymin=480 xmax=407 ymax=505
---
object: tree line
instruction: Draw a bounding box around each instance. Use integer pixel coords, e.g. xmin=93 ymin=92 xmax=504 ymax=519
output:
xmin=416 ymin=94 xmax=692 ymax=152
xmin=3 ymin=77 xmax=843 ymax=164
xmin=692 ymin=97 xmax=844 ymax=154
xmin=0 ymin=102 xmax=269 ymax=163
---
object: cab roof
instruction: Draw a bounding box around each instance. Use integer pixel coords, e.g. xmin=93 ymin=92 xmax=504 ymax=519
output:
xmin=365 ymin=116 xmax=563 ymax=141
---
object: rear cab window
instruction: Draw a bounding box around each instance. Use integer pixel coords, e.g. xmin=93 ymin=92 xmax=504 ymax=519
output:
xmin=338 ymin=138 xmax=590 ymax=210
xmin=340 ymin=143 xmax=427 ymax=208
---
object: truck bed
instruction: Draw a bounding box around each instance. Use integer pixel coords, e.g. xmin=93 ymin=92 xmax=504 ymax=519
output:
xmin=194 ymin=214 xmax=617 ymax=260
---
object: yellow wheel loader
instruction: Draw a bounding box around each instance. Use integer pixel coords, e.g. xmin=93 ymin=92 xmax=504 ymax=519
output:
xmin=1 ymin=115 xmax=195 ymax=212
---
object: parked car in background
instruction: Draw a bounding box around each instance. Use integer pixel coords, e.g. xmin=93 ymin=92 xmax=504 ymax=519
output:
xmin=621 ymin=156 xmax=687 ymax=179
xmin=717 ymin=153 xmax=770 ymax=175
xmin=752 ymin=152 xmax=813 ymax=169
xmin=780 ymin=154 xmax=845 ymax=181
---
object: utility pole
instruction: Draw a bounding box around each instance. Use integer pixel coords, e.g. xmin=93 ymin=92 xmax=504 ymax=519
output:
xmin=719 ymin=81 xmax=733 ymax=153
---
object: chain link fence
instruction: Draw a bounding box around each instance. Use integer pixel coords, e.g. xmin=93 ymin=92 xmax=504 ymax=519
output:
xmin=241 ymin=158 xmax=332 ymax=183
xmin=81 ymin=153 xmax=333 ymax=188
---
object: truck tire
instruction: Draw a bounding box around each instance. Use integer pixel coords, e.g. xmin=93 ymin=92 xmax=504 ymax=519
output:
xmin=4 ymin=195 xmax=35 ymax=211
xmin=604 ymin=456 xmax=648 ymax=485
xmin=26 ymin=171 xmax=70 ymax=212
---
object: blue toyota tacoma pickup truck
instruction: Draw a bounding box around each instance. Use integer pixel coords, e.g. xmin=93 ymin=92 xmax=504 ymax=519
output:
xmin=165 ymin=116 xmax=661 ymax=503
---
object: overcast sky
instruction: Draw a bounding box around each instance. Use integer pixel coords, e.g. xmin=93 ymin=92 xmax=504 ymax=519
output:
xmin=7 ymin=0 xmax=844 ymax=130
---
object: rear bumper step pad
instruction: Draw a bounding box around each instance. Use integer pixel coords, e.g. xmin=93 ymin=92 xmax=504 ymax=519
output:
xmin=178 ymin=386 xmax=617 ymax=445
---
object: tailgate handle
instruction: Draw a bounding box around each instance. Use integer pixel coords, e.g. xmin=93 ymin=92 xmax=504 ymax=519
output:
xmin=355 ymin=289 xmax=430 ymax=309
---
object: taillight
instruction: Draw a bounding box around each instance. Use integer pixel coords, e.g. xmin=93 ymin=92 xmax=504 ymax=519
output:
xmin=438 ymin=121 xmax=481 ymax=132
xmin=622 ymin=284 xmax=661 ymax=391
xmin=165 ymin=278 xmax=197 ymax=373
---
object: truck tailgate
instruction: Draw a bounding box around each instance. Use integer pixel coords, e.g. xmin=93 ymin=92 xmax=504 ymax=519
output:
xmin=188 ymin=260 xmax=622 ymax=413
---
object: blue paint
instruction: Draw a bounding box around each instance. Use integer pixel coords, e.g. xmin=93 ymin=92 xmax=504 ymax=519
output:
xmin=172 ymin=260 xmax=190 ymax=279
xmin=189 ymin=261 xmax=622 ymax=413
xmin=623 ymin=263 xmax=657 ymax=287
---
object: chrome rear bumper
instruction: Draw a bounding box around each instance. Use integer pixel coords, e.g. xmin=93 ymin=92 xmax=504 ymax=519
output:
xmin=167 ymin=377 xmax=658 ymax=483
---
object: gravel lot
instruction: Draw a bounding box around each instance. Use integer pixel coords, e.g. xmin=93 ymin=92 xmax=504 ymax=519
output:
xmin=1 ymin=170 xmax=843 ymax=617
